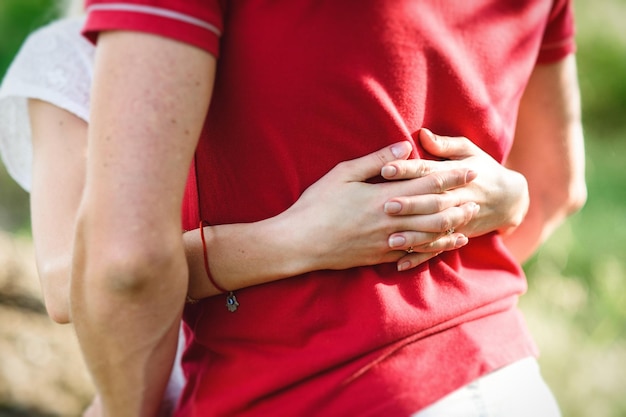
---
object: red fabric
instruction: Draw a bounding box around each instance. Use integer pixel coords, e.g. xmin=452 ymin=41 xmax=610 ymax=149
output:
xmin=181 ymin=159 xmax=199 ymax=232
xmin=83 ymin=0 xmax=224 ymax=53
xmin=84 ymin=1 xmax=575 ymax=416
xmin=538 ymin=0 xmax=577 ymax=63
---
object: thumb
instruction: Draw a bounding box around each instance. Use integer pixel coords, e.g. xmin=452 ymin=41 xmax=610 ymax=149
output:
xmin=343 ymin=141 xmax=413 ymax=181
xmin=419 ymin=128 xmax=473 ymax=160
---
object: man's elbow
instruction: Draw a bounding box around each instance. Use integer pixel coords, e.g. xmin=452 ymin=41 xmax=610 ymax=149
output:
xmin=44 ymin=291 xmax=71 ymax=324
xmin=565 ymin=179 xmax=588 ymax=216
xmin=535 ymin=176 xmax=586 ymax=232
xmin=72 ymin=236 xmax=188 ymax=313
xmin=44 ymin=294 xmax=70 ymax=324
xmin=90 ymin=245 xmax=184 ymax=297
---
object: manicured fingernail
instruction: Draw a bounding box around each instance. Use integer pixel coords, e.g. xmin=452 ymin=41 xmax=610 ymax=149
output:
xmin=398 ymin=261 xmax=411 ymax=271
xmin=455 ymin=236 xmax=469 ymax=248
xmin=384 ymin=201 xmax=402 ymax=214
xmin=381 ymin=165 xmax=397 ymax=178
xmin=466 ymin=170 xmax=478 ymax=182
xmin=388 ymin=235 xmax=406 ymax=248
xmin=422 ymin=128 xmax=435 ymax=140
xmin=391 ymin=142 xmax=410 ymax=158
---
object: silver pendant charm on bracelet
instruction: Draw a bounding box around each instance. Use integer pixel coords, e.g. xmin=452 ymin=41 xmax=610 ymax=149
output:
xmin=226 ymin=291 xmax=239 ymax=312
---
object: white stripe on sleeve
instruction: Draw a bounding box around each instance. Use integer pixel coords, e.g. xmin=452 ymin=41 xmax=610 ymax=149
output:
xmin=86 ymin=3 xmax=221 ymax=37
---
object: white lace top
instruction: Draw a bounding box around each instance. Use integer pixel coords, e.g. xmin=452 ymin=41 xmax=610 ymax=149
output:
xmin=0 ymin=17 xmax=94 ymax=192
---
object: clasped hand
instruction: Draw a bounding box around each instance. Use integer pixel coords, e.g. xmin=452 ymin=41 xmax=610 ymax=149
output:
xmin=283 ymin=128 xmax=529 ymax=272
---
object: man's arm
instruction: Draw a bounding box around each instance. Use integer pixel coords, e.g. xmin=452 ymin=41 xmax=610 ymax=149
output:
xmin=70 ymin=31 xmax=215 ymax=416
xmin=503 ymin=54 xmax=587 ymax=263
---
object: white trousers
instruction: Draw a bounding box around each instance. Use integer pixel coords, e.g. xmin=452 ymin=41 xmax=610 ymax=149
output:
xmin=412 ymin=357 xmax=561 ymax=417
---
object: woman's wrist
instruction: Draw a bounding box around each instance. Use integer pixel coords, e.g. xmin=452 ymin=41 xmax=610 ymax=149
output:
xmin=182 ymin=216 xmax=318 ymax=300
xmin=497 ymin=168 xmax=530 ymax=235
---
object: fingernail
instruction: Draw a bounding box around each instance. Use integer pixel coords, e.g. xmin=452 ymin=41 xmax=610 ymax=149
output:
xmin=422 ymin=128 xmax=435 ymax=140
xmin=398 ymin=261 xmax=411 ymax=271
xmin=391 ymin=142 xmax=410 ymax=159
xmin=473 ymin=203 xmax=481 ymax=214
xmin=455 ymin=236 xmax=469 ymax=248
xmin=381 ymin=165 xmax=397 ymax=178
xmin=384 ymin=201 xmax=402 ymax=214
xmin=466 ymin=170 xmax=478 ymax=182
xmin=388 ymin=235 xmax=406 ymax=248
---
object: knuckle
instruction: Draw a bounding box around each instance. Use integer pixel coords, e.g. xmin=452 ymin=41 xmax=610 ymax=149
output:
xmin=430 ymin=173 xmax=446 ymax=192
xmin=439 ymin=215 xmax=454 ymax=232
xmin=394 ymin=160 xmax=420 ymax=178
xmin=393 ymin=162 xmax=408 ymax=177
xmin=464 ymin=205 xmax=475 ymax=222
xmin=452 ymin=168 xmax=468 ymax=185
xmin=432 ymin=195 xmax=447 ymax=212
xmin=406 ymin=198 xmax=422 ymax=214
xmin=415 ymin=161 xmax=431 ymax=177
xmin=410 ymin=231 xmax=431 ymax=246
xmin=424 ymin=241 xmax=436 ymax=250
xmin=374 ymin=151 xmax=390 ymax=168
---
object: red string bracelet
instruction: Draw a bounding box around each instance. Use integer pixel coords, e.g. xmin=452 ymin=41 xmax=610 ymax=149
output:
xmin=198 ymin=221 xmax=240 ymax=312
xmin=199 ymin=220 xmax=227 ymax=293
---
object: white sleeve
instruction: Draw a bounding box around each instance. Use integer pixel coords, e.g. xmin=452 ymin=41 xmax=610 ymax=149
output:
xmin=0 ymin=17 xmax=94 ymax=192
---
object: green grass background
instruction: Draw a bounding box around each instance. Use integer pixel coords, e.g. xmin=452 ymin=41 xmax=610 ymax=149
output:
xmin=1 ymin=1 xmax=625 ymax=416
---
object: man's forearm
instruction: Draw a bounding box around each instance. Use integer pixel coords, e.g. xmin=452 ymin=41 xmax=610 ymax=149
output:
xmin=504 ymin=55 xmax=587 ymax=263
xmin=71 ymin=30 xmax=215 ymax=416
xmin=70 ymin=230 xmax=185 ymax=416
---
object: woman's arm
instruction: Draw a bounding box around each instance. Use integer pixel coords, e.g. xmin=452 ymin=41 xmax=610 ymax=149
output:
xmin=503 ymin=55 xmax=587 ymax=263
xmin=185 ymin=144 xmax=479 ymax=298
xmin=29 ymin=98 xmax=87 ymax=324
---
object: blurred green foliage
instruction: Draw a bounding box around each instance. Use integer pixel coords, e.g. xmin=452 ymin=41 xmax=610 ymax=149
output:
xmin=0 ymin=1 xmax=61 ymax=74
xmin=574 ymin=0 xmax=626 ymax=137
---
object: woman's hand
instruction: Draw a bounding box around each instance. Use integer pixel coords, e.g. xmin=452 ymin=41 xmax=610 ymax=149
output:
xmin=384 ymin=129 xmax=530 ymax=270
xmin=275 ymin=140 xmax=479 ymax=272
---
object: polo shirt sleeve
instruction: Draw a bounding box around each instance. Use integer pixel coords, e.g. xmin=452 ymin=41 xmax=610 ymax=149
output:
xmin=82 ymin=0 xmax=224 ymax=57
xmin=537 ymin=0 xmax=576 ymax=63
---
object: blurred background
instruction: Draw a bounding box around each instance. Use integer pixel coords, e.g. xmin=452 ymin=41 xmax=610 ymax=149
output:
xmin=0 ymin=0 xmax=625 ymax=416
